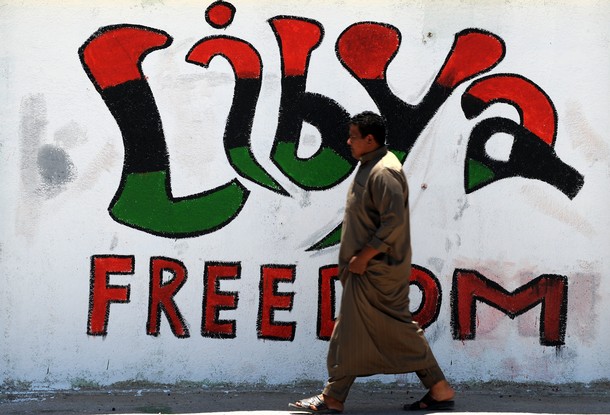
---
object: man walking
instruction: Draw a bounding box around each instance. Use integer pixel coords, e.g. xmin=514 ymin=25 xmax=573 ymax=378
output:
xmin=290 ymin=112 xmax=455 ymax=413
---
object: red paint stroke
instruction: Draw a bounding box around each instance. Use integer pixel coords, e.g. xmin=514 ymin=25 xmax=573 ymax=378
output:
xmin=270 ymin=17 xmax=323 ymax=77
xmin=147 ymin=257 xmax=189 ymax=337
xmin=202 ymin=262 xmax=240 ymax=338
xmin=452 ymin=269 xmax=567 ymax=346
xmin=463 ymin=75 xmax=556 ymax=145
xmin=317 ymin=265 xmax=339 ymax=340
xmin=88 ymin=255 xmax=134 ymax=336
xmin=336 ymin=22 xmax=400 ymax=80
xmin=257 ymin=265 xmax=296 ymax=341
xmin=187 ymin=36 xmax=262 ymax=79
xmin=410 ymin=265 xmax=442 ymax=329
xmin=206 ymin=1 xmax=236 ymax=29
xmin=81 ymin=25 xmax=171 ymax=90
xmin=436 ymin=30 xmax=505 ymax=89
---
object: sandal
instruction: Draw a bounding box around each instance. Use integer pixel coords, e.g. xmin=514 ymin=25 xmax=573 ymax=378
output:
xmin=404 ymin=391 xmax=455 ymax=411
xmin=289 ymin=395 xmax=343 ymax=414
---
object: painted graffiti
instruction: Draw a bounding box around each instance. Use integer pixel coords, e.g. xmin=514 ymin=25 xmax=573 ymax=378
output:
xmin=451 ymin=270 xmax=568 ymax=346
xmin=203 ymin=262 xmax=241 ymax=339
xmin=461 ymin=75 xmax=584 ymax=198
xmin=81 ymin=2 xmax=575 ymax=348
xmin=88 ymin=256 xmax=568 ymax=346
xmin=257 ymin=265 xmax=297 ymax=341
xmin=78 ymin=1 xmax=584 ymax=244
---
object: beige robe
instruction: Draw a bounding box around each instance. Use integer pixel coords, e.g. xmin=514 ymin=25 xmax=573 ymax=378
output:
xmin=328 ymin=146 xmax=439 ymax=378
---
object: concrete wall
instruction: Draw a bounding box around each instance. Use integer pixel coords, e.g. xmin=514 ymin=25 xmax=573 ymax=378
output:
xmin=1 ymin=0 xmax=609 ymax=389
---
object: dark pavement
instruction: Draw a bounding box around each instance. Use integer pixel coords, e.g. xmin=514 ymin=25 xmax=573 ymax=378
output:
xmin=2 ymin=381 xmax=609 ymax=414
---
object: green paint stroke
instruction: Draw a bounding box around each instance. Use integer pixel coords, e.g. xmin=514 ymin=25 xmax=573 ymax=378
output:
xmin=307 ymin=222 xmax=342 ymax=251
xmin=390 ymin=149 xmax=407 ymax=164
xmin=272 ymin=142 xmax=352 ymax=189
xmin=110 ymin=170 xmax=248 ymax=237
xmin=467 ymin=158 xmax=496 ymax=191
xmin=228 ymin=146 xmax=287 ymax=195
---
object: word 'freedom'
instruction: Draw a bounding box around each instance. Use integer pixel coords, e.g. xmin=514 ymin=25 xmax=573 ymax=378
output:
xmin=88 ymin=255 xmax=568 ymax=346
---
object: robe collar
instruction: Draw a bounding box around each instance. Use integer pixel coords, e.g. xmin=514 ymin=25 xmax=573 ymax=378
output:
xmin=360 ymin=145 xmax=388 ymax=165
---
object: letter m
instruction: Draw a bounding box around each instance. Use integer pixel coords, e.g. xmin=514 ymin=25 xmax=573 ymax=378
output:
xmin=451 ymin=269 xmax=568 ymax=346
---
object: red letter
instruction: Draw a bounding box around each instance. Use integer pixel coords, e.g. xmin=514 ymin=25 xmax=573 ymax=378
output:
xmin=317 ymin=265 xmax=440 ymax=340
xmin=410 ymin=265 xmax=442 ymax=329
xmin=257 ymin=265 xmax=296 ymax=341
xmin=463 ymin=74 xmax=556 ymax=145
xmin=202 ymin=262 xmax=240 ymax=338
xmin=88 ymin=255 xmax=134 ymax=336
xmin=147 ymin=257 xmax=189 ymax=338
xmin=187 ymin=37 xmax=262 ymax=79
xmin=80 ymin=25 xmax=172 ymax=91
xmin=451 ymin=269 xmax=568 ymax=346
xmin=317 ymin=265 xmax=339 ymax=340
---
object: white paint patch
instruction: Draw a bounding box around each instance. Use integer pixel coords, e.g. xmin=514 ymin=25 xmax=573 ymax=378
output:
xmin=485 ymin=132 xmax=514 ymax=162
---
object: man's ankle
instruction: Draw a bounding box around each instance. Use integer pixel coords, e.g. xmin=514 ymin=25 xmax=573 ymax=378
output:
xmin=429 ymin=380 xmax=455 ymax=400
xmin=322 ymin=394 xmax=344 ymax=410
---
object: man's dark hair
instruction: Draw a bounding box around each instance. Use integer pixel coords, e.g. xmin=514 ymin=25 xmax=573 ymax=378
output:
xmin=349 ymin=111 xmax=386 ymax=146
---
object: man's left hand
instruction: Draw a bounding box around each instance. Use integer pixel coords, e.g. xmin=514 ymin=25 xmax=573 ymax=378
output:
xmin=348 ymin=255 xmax=368 ymax=275
xmin=348 ymin=245 xmax=381 ymax=275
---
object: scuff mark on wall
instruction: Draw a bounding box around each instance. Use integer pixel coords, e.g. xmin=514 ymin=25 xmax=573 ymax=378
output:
xmin=422 ymin=31 xmax=434 ymax=44
xmin=109 ymin=234 xmax=118 ymax=251
xmin=445 ymin=238 xmax=453 ymax=253
xmin=422 ymin=320 xmax=442 ymax=344
xmin=521 ymin=185 xmax=594 ymax=237
xmin=75 ymin=142 xmax=119 ymax=193
xmin=427 ymin=256 xmax=445 ymax=274
xmin=54 ymin=121 xmax=88 ymax=149
xmin=564 ymin=101 xmax=610 ymax=165
xmin=17 ymin=94 xmax=47 ymax=238
xmin=453 ymin=197 xmax=470 ymax=220
xmin=17 ymin=96 xmax=82 ymax=230
xmin=566 ymin=270 xmax=601 ymax=346
xmin=0 ymin=57 xmax=10 ymax=94
xmin=140 ymin=0 xmax=165 ymax=9
xmin=19 ymin=94 xmax=47 ymax=187
xmin=445 ymin=234 xmax=461 ymax=253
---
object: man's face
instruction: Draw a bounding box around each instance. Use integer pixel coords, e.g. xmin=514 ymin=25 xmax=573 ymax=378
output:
xmin=347 ymin=124 xmax=372 ymax=160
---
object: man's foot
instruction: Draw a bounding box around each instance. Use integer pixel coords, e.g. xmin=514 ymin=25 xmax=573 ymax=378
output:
xmin=404 ymin=391 xmax=455 ymax=411
xmin=289 ymin=394 xmax=343 ymax=413
xmin=404 ymin=380 xmax=455 ymax=411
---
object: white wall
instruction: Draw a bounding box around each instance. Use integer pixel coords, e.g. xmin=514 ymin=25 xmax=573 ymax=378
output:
xmin=1 ymin=0 xmax=609 ymax=389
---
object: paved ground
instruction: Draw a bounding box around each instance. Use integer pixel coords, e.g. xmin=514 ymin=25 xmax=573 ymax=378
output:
xmin=1 ymin=381 xmax=609 ymax=414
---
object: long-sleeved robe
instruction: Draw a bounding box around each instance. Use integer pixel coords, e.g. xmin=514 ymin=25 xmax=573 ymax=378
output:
xmin=328 ymin=146 xmax=439 ymax=378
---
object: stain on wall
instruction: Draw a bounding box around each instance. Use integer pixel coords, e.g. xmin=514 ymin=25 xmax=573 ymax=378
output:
xmin=37 ymin=144 xmax=75 ymax=193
